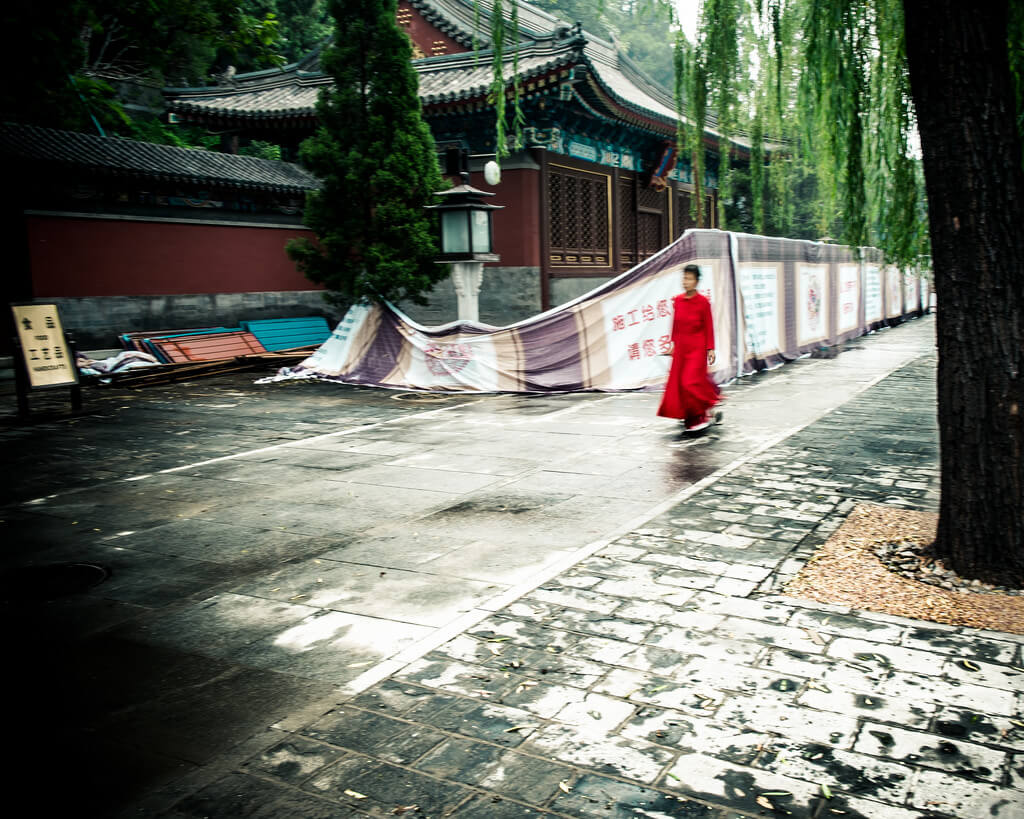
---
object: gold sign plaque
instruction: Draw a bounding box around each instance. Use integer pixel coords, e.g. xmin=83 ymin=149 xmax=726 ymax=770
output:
xmin=11 ymin=303 xmax=78 ymax=388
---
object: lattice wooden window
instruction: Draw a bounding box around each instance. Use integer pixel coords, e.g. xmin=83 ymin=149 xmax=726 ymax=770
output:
xmin=637 ymin=211 xmax=662 ymax=260
xmin=638 ymin=186 xmax=664 ymax=211
xmin=548 ymin=166 xmax=611 ymax=267
xmin=619 ymin=175 xmax=636 ymax=268
xmin=676 ymin=191 xmax=715 ymax=231
xmin=677 ymin=190 xmax=696 ymax=232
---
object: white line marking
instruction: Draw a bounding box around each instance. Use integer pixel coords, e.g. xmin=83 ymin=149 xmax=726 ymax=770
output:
xmin=135 ymin=400 xmax=485 ymax=479
xmin=22 ymin=400 xmax=486 ymax=504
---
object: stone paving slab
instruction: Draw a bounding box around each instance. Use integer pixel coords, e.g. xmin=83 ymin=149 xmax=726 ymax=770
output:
xmin=110 ymin=325 xmax=1024 ymax=819
xmin=10 ymin=316 xmax=1022 ymax=818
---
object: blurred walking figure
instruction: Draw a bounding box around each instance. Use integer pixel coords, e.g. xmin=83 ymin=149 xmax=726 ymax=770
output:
xmin=657 ymin=263 xmax=721 ymax=431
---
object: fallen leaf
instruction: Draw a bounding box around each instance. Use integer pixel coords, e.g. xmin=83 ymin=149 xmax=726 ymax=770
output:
xmin=756 ymin=796 xmax=774 ymax=810
xmin=392 ymin=806 xmax=419 ymax=816
xmin=558 ymin=780 xmax=572 ymax=793
xmin=958 ymin=659 xmax=980 ymax=671
xmin=344 ymin=789 xmax=367 ymax=799
xmin=821 ymin=783 xmax=833 ymax=799
xmin=504 ymin=725 xmax=535 ymax=734
xmin=803 ymin=628 xmax=826 ymax=646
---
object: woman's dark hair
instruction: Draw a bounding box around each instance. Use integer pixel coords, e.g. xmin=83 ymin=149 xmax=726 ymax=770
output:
xmin=683 ymin=263 xmax=701 ymax=281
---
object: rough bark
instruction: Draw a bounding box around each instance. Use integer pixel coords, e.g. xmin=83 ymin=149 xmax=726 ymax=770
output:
xmin=903 ymin=0 xmax=1024 ymax=585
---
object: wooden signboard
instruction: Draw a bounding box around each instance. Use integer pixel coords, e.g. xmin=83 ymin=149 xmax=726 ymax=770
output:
xmin=11 ymin=303 xmax=78 ymax=388
xmin=9 ymin=303 xmax=81 ymax=418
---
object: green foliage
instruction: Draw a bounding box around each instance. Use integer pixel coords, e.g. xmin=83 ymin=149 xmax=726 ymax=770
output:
xmin=2 ymin=0 xmax=287 ymax=135
xmin=530 ymin=0 xmax=676 ymax=87
xmin=127 ymin=119 xmax=221 ymax=150
xmin=239 ymin=140 xmax=283 ymax=161
xmin=240 ymin=1 xmax=333 ymax=67
xmin=286 ymin=0 xmax=445 ymax=308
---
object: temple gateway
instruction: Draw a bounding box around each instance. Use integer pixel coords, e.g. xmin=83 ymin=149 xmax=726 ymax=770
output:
xmin=165 ymin=0 xmax=750 ymax=326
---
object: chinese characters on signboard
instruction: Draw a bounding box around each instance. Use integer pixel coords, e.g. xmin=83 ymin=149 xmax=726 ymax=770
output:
xmin=865 ymin=266 xmax=883 ymax=322
xmin=609 ymin=297 xmax=673 ymax=362
xmin=11 ymin=304 xmax=77 ymax=388
xmin=739 ymin=266 xmax=780 ymax=356
xmin=837 ymin=264 xmax=860 ymax=332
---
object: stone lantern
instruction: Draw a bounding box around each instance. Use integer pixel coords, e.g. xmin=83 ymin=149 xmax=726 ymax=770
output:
xmin=427 ymin=163 xmax=503 ymax=323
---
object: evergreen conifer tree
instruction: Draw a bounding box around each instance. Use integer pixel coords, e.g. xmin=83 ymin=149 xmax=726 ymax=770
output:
xmin=287 ymin=0 xmax=444 ymax=307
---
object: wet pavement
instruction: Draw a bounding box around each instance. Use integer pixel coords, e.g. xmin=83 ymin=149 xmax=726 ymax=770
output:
xmin=4 ymin=314 xmax=1022 ymax=817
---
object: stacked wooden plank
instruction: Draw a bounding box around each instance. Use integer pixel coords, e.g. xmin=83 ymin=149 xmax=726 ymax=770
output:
xmin=119 ymin=318 xmax=330 ymax=361
xmin=155 ymin=331 xmax=266 ymax=362
xmin=101 ymin=316 xmax=332 ymax=386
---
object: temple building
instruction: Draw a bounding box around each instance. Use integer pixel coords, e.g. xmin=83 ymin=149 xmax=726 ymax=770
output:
xmin=2 ymin=123 xmax=322 ymax=348
xmin=165 ymin=0 xmax=749 ymax=325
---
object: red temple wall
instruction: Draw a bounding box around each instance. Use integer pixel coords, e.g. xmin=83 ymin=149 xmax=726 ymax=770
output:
xmin=27 ymin=216 xmax=319 ymax=297
xmin=471 ymin=166 xmax=541 ymax=268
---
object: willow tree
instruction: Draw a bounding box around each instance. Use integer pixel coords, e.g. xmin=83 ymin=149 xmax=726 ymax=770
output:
xmin=712 ymin=0 xmax=1021 ymax=582
xmin=486 ymin=0 xmax=1023 ymax=582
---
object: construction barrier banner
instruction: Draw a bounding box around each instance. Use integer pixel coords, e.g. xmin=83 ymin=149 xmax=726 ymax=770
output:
xmin=266 ymin=230 xmax=928 ymax=393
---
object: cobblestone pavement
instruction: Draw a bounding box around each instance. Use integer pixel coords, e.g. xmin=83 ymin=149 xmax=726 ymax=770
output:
xmin=108 ymin=326 xmax=1024 ymax=819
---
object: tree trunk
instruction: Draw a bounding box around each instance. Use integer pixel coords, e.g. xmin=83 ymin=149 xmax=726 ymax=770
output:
xmin=903 ymin=0 xmax=1024 ymax=585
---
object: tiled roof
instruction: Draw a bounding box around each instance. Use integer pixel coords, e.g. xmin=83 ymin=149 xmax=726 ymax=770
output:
xmin=163 ymin=0 xmax=750 ymax=148
xmin=417 ymin=47 xmax=576 ymax=104
xmin=0 ymin=122 xmax=320 ymax=193
xmin=171 ymin=77 xmax=329 ymax=119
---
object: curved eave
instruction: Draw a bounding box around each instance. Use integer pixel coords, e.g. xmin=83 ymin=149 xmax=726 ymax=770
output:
xmin=584 ymin=71 xmax=753 ymax=158
xmin=172 ymin=102 xmax=320 ymax=121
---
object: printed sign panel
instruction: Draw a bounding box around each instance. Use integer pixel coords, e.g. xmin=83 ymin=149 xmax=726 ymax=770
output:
xmin=904 ymin=275 xmax=920 ymax=314
xmin=739 ymin=265 xmax=782 ymax=358
xmin=865 ymin=265 xmax=883 ymax=322
xmin=797 ymin=264 xmax=830 ymax=346
xmin=837 ymin=264 xmax=860 ymax=333
xmin=600 ymin=267 xmax=679 ymax=386
xmin=886 ymin=267 xmax=903 ymax=318
xmin=403 ymin=333 xmax=501 ymax=392
xmin=11 ymin=303 xmax=77 ymax=388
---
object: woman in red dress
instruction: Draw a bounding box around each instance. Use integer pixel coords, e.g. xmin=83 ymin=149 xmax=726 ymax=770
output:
xmin=657 ymin=264 xmax=721 ymax=431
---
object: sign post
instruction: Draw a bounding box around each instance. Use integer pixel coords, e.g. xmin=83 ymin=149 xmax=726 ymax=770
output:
xmin=10 ymin=303 xmax=80 ymax=418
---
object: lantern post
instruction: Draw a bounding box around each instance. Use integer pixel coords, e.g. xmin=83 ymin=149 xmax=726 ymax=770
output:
xmin=426 ymin=153 xmax=503 ymax=322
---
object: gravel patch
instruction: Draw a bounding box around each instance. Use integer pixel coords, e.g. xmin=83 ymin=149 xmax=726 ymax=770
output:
xmin=784 ymin=503 xmax=1024 ymax=635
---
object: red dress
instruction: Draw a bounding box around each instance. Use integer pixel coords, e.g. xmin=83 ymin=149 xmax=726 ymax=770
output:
xmin=657 ymin=292 xmax=720 ymax=421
